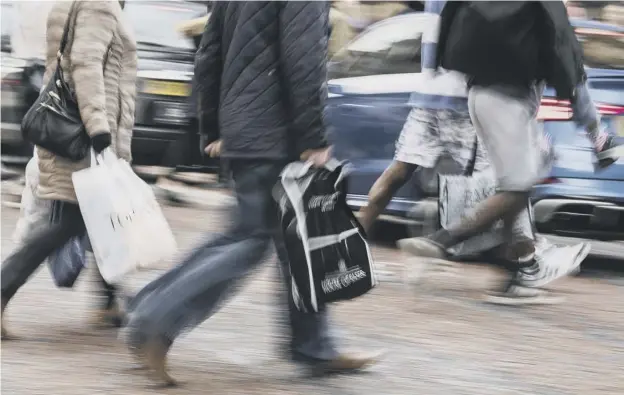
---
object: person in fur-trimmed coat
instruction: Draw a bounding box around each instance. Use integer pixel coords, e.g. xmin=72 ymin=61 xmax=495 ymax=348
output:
xmin=1 ymin=0 xmax=137 ymax=339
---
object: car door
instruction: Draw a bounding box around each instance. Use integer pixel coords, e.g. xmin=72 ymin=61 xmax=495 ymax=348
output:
xmin=326 ymin=13 xmax=430 ymax=217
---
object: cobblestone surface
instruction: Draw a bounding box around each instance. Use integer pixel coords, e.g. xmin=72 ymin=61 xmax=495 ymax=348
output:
xmin=1 ymin=198 xmax=623 ymax=395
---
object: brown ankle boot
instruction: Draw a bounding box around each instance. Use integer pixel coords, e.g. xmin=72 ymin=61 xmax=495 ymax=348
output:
xmin=293 ymin=350 xmax=383 ymax=377
xmin=1 ymin=296 xmax=15 ymax=340
xmin=89 ymin=303 xmax=125 ymax=329
xmin=144 ymin=337 xmax=177 ymax=387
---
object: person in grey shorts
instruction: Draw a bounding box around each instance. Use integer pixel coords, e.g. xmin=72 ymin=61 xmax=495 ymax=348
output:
xmin=361 ymin=1 xmax=578 ymax=249
xmin=364 ymin=2 xmax=589 ymax=296
xmin=399 ymin=2 xmax=596 ymax=304
xmin=401 ymin=84 xmax=592 ymax=305
xmin=470 ymin=85 xmax=544 ymax=194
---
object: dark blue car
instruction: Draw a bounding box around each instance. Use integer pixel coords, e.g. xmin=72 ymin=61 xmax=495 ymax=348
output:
xmin=326 ymin=14 xmax=624 ymax=258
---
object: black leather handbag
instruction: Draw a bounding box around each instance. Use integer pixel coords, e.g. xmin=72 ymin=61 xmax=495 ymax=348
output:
xmin=21 ymin=2 xmax=93 ymax=161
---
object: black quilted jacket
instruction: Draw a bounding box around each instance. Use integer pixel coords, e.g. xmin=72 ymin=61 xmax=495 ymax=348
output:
xmin=437 ymin=1 xmax=585 ymax=100
xmin=195 ymin=1 xmax=330 ymax=160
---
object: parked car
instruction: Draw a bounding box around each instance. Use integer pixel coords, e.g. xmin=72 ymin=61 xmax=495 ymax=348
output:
xmin=326 ymin=14 xmax=624 ymax=258
xmin=1 ymin=0 xmax=214 ymax=173
xmin=0 ymin=1 xmax=30 ymax=164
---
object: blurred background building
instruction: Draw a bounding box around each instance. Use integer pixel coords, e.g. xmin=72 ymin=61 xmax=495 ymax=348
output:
xmin=566 ymin=1 xmax=624 ymax=24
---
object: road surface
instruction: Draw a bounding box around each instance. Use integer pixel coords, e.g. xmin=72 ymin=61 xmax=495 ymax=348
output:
xmin=1 ymin=194 xmax=623 ymax=395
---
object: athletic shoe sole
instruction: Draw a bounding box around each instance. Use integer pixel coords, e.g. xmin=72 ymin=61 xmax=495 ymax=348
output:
xmin=484 ymin=291 xmax=565 ymax=306
xmin=596 ymin=145 xmax=622 ymax=160
xmin=569 ymin=242 xmax=591 ymax=275
xmin=596 ymin=146 xmax=622 ymax=170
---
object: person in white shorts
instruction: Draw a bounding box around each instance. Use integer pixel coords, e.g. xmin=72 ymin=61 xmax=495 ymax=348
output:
xmin=358 ymin=2 xmax=488 ymax=234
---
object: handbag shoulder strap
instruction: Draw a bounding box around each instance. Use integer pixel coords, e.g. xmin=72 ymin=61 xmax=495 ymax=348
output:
xmin=463 ymin=136 xmax=479 ymax=176
xmin=57 ymin=1 xmax=112 ymax=65
xmin=58 ymin=1 xmax=79 ymax=61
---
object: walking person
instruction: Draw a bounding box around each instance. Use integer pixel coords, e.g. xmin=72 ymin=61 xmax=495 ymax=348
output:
xmin=1 ymin=0 xmax=138 ymax=339
xmin=360 ymin=1 xmax=589 ymax=282
xmin=358 ymin=1 xmax=490 ymax=235
xmin=398 ymin=1 xmax=615 ymax=304
xmin=125 ymin=1 xmax=378 ymax=386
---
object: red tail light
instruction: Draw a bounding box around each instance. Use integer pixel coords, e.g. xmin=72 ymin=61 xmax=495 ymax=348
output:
xmin=537 ymin=98 xmax=573 ymax=121
xmin=595 ymin=103 xmax=624 ymax=116
xmin=1 ymin=78 xmax=21 ymax=87
xmin=538 ymin=177 xmax=561 ymax=185
xmin=537 ymin=98 xmax=624 ymax=121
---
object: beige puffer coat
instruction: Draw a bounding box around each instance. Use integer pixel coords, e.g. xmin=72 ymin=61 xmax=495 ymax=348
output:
xmin=38 ymin=0 xmax=137 ymax=202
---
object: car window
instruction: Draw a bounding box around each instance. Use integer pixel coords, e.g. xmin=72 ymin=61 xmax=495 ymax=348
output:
xmin=328 ymin=14 xmax=427 ymax=80
xmin=576 ymin=27 xmax=624 ymax=70
xmin=124 ymin=1 xmax=207 ymax=50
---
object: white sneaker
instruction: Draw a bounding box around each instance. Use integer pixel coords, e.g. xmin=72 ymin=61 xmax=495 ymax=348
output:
xmin=517 ymin=242 xmax=590 ymax=288
xmin=484 ymin=242 xmax=589 ymax=306
xmin=397 ymin=237 xmax=447 ymax=260
xmin=398 ymin=237 xmax=460 ymax=284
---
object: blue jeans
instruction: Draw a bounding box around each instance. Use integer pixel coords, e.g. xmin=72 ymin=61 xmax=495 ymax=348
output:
xmin=127 ymin=160 xmax=338 ymax=360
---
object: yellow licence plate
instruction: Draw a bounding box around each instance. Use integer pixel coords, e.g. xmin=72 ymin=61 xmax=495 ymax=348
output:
xmin=143 ymin=80 xmax=190 ymax=97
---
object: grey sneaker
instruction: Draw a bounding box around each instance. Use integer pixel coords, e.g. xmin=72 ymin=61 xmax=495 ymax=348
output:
xmin=517 ymin=242 xmax=590 ymax=288
xmin=398 ymin=237 xmax=460 ymax=282
xmin=485 ymin=284 xmax=565 ymax=306
xmin=485 ymin=242 xmax=590 ymax=306
xmin=595 ymin=135 xmax=622 ymax=170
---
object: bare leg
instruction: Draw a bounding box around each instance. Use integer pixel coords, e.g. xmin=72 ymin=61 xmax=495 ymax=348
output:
xmin=430 ymin=190 xmax=530 ymax=249
xmin=359 ymin=161 xmax=418 ymax=233
xmin=425 ymin=85 xmax=539 ymax=253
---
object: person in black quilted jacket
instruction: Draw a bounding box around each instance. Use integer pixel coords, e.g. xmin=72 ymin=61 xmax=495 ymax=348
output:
xmin=124 ymin=1 xmax=379 ymax=386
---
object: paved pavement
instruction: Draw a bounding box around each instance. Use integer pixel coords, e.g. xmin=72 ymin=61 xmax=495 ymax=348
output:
xmin=2 ymin=194 xmax=624 ymax=395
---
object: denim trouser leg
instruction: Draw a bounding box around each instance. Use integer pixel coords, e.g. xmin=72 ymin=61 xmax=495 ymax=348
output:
xmin=273 ymin=222 xmax=338 ymax=360
xmin=128 ymin=160 xmax=337 ymax=360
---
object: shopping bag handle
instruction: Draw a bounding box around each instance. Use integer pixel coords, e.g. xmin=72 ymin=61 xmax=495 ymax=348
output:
xmin=299 ymin=157 xmax=342 ymax=173
xmin=89 ymin=149 xmax=99 ymax=167
xmin=281 ymin=158 xmax=351 ymax=187
xmin=324 ymin=158 xmax=342 ymax=171
xmin=89 ymin=148 xmax=117 ymax=167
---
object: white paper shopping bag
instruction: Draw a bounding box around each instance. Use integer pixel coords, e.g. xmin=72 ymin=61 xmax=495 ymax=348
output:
xmin=72 ymin=150 xmax=177 ymax=283
xmin=113 ymin=158 xmax=177 ymax=268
